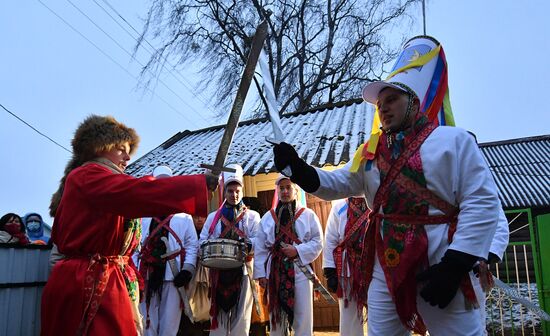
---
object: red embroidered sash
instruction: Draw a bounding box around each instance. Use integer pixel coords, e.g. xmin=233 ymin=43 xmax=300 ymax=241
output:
xmin=266 ymin=207 xmax=305 ymax=330
xmin=368 ymin=122 xmax=435 ymax=334
xmin=364 ymin=122 xmax=477 ymax=334
xmin=76 ymin=218 xmax=141 ymax=335
xmin=77 ymin=254 xmax=130 ymax=335
xmin=333 ymin=200 xmax=370 ymax=308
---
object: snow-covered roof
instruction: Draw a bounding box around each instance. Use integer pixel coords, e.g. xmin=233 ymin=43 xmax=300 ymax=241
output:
xmin=127 ymin=100 xmax=549 ymax=209
xmin=126 ymin=99 xmax=374 ymax=177
xmin=479 ymin=135 xmax=550 ymax=209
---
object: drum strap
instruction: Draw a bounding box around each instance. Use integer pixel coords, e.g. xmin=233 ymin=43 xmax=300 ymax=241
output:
xmin=208 ymin=201 xmax=225 ymax=236
xmin=219 ymin=208 xmax=248 ymax=239
xmin=141 ymin=215 xmax=185 ymax=267
xmin=142 ymin=215 xmax=174 ymax=248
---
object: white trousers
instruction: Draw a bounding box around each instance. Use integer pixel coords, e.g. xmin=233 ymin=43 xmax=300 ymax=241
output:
xmin=209 ymin=273 xmax=253 ymax=336
xmin=139 ymin=281 xmax=182 ymax=336
xmin=367 ymin=256 xmax=485 ymax=336
xmin=338 ymin=284 xmax=365 ymax=336
xmin=270 ymin=277 xmax=313 ymax=336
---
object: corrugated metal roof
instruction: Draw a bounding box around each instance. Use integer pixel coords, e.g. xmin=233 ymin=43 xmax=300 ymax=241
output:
xmin=479 ymin=135 xmax=550 ymax=209
xmin=0 ymin=245 xmax=51 ymax=336
xmin=127 ymin=101 xmax=549 ymax=209
xmin=126 ymin=99 xmax=374 ymax=177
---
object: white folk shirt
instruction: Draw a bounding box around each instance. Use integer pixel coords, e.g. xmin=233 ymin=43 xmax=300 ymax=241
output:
xmin=254 ymin=207 xmax=323 ymax=282
xmin=313 ymin=126 xmax=500 ymax=265
xmin=322 ymin=198 xmax=352 ymax=275
xmin=490 ymin=201 xmax=510 ymax=260
xmin=138 ymin=213 xmax=198 ymax=280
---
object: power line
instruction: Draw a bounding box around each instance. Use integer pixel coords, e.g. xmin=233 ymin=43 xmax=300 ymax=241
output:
xmin=0 ymin=103 xmax=72 ymax=153
xmin=92 ymin=0 xmax=213 ymax=108
xmin=37 ymin=0 xmax=200 ymax=128
xmin=64 ymin=0 xmax=211 ymax=124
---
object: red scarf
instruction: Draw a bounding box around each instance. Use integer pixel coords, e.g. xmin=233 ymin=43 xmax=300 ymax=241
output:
xmin=4 ymin=225 xmax=30 ymax=245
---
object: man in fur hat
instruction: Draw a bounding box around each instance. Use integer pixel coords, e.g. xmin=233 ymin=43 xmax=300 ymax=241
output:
xmin=41 ymin=115 xmax=217 ymax=336
xmin=271 ymin=37 xmax=500 ymax=335
xmin=254 ymin=176 xmax=323 ymax=336
xmin=323 ymin=197 xmax=370 ymax=336
xmin=198 ymin=163 xmax=260 ymax=336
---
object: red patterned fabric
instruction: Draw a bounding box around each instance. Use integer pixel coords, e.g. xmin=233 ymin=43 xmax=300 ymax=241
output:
xmin=372 ymin=119 xmax=435 ymax=334
xmin=79 ymin=255 xmax=130 ymax=335
xmin=267 ymin=204 xmax=305 ymax=332
xmin=333 ymin=198 xmax=370 ymax=315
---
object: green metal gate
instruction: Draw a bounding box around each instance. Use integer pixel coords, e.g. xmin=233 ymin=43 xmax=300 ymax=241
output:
xmin=486 ymin=209 xmax=547 ymax=336
xmin=536 ymin=214 xmax=550 ymax=336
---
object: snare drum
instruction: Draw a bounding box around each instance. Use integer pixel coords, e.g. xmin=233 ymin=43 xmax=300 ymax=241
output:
xmin=199 ymin=238 xmax=246 ymax=269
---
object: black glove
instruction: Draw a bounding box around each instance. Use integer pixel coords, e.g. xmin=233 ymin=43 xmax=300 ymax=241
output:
xmin=417 ymin=249 xmax=477 ymax=309
xmin=205 ymin=173 xmax=220 ymax=192
xmin=239 ymin=238 xmax=253 ymax=253
xmin=273 ymin=142 xmax=320 ymax=193
xmin=487 ymin=252 xmax=501 ymax=265
xmin=173 ymin=269 xmax=193 ymax=288
xmin=323 ymin=267 xmax=338 ymax=293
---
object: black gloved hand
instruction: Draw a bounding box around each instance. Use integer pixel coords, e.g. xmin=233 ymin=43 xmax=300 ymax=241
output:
xmin=239 ymin=238 xmax=253 ymax=253
xmin=273 ymin=142 xmax=320 ymax=193
xmin=205 ymin=173 xmax=220 ymax=192
xmin=273 ymin=142 xmax=298 ymax=172
xmin=173 ymin=269 xmax=193 ymax=288
xmin=323 ymin=267 xmax=338 ymax=293
xmin=417 ymin=249 xmax=478 ymax=309
xmin=487 ymin=252 xmax=501 ymax=265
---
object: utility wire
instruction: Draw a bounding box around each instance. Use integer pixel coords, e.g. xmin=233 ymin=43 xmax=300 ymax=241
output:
xmin=93 ymin=0 xmax=213 ymax=107
xmin=0 ymin=103 xmax=72 ymax=153
xmin=64 ymin=0 xmax=210 ymax=124
xmin=37 ymin=0 xmax=200 ymax=128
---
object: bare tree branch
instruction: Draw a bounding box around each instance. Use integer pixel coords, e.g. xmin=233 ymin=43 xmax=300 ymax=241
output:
xmin=136 ymin=0 xmax=420 ymax=119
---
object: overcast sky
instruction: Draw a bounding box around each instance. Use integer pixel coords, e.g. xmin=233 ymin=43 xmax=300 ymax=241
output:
xmin=1 ymin=0 xmax=548 ymax=224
